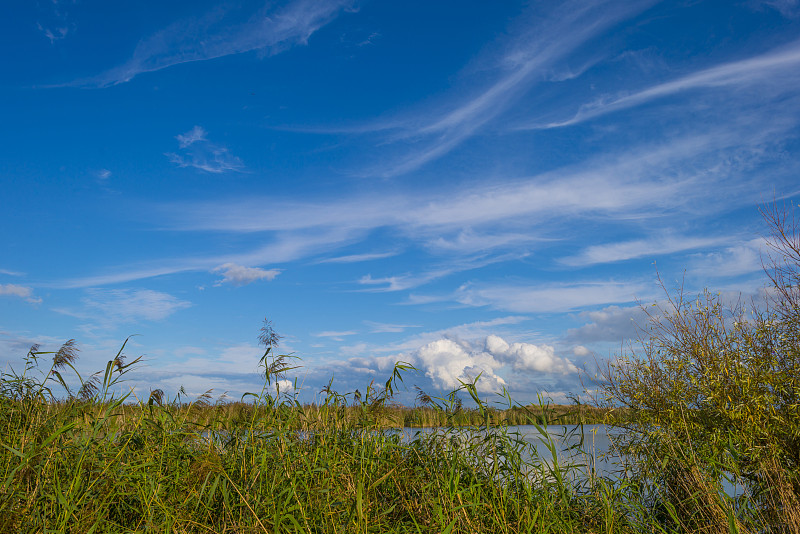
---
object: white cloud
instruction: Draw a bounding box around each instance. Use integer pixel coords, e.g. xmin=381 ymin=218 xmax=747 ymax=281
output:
xmin=58 ymin=227 xmax=357 ymax=288
xmin=167 ymin=126 xmax=244 ymax=173
xmin=455 ymin=280 xmax=650 ymax=313
xmin=164 ymin=129 xmax=768 ymax=237
xmin=754 ymin=0 xmax=800 ymax=18
xmin=59 ymin=113 xmax=798 ymax=290
xmin=80 ymin=289 xmax=191 ymax=324
xmin=485 ymin=335 xmax=578 ymax=374
xmin=313 ymin=330 xmax=357 ymax=340
xmin=364 ymin=321 xmax=420 ymax=333
xmin=176 ymin=126 xmax=207 ymax=148
xmin=689 ymin=238 xmax=767 ymax=278
xmin=37 ymin=23 xmax=68 ymax=44
xmin=528 ymin=39 xmax=800 ymax=129
xmin=411 ymin=334 xmax=578 ymax=393
xmin=415 ymin=338 xmax=506 ymax=393
xmin=566 ymin=305 xmax=649 ymax=343
xmin=357 ymin=0 xmax=657 ymax=176
xmin=357 ymin=254 xmax=521 ymax=293
xmin=212 ymin=263 xmax=280 ymax=286
xmin=339 ymin=316 xmax=529 ymax=357
xmin=77 ymin=0 xmax=356 ymax=87
xmin=573 ymin=345 xmax=591 ymax=357
xmin=97 ymin=169 xmax=112 ymax=180
xmin=357 ymin=273 xmax=438 ymax=292
xmin=426 ymin=230 xmax=539 ymax=254
xmin=0 ymin=284 xmax=41 ymax=304
xmin=318 ymin=251 xmax=399 ymax=263
xmin=561 ymin=235 xmax=730 ymax=266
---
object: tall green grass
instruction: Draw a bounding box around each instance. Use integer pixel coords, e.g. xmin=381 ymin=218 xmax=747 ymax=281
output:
xmin=0 ymin=339 xmax=795 ymax=533
xmin=0 ymin=342 xmax=643 ymax=533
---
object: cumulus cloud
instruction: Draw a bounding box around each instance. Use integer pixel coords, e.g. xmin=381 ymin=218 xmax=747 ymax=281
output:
xmin=412 ymin=335 xmax=578 ymax=393
xmin=212 ymin=263 xmax=280 ymax=286
xmin=573 ymin=345 xmax=591 ymax=357
xmin=167 ymin=126 xmax=244 ymax=173
xmin=415 ymin=338 xmax=506 ymax=393
xmin=485 ymin=335 xmax=578 ymax=374
xmin=0 ymin=284 xmax=41 ymax=304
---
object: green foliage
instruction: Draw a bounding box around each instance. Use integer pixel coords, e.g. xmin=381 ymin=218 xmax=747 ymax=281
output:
xmin=0 ymin=338 xmax=646 ymax=533
xmin=599 ymin=203 xmax=800 ymax=532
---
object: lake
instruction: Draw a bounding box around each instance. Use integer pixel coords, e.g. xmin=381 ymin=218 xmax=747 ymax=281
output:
xmin=397 ymin=424 xmax=746 ymax=497
xmin=397 ymin=423 xmax=618 ymax=478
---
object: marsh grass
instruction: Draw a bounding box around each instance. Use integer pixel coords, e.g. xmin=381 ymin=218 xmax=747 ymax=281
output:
xmin=0 ymin=338 xmax=793 ymax=533
xmin=0 ymin=341 xmax=645 ymax=533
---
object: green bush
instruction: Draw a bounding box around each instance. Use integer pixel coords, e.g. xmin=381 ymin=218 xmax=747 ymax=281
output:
xmin=599 ymin=203 xmax=800 ymax=531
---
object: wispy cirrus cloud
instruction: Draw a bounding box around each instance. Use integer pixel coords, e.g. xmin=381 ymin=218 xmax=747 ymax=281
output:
xmin=561 ymin=234 xmax=731 ymax=267
xmin=55 ymin=289 xmax=191 ymax=330
xmin=167 ymin=126 xmax=244 ymax=173
xmin=0 ymin=284 xmax=41 ymax=304
xmin=454 ymin=279 xmax=652 ymax=314
xmin=357 ymin=251 xmax=525 ymax=292
xmin=308 ymin=0 xmax=657 ymax=176
xmin=84 ymin=289 xmax=191 ymax=323
xmin=363 ymin=321 xmax=420 ymax=333
xmin=57 ymin=227 xmax=361 ymax=289
xmin=212 ymin=263 xmax=280 ymax=286
xmin=74 ymin=0 xmax=355 ymax=87
xmin=755 ymin=0 xmax=800 ymax=18
xmin=565 ymin=305 xmax=648 ymax=343
xmin=37 ymin=23 xmax=69 ymax=44
xmin=317 ymin=251 xmax=399 ymax=264
xmin=426 ymin=230 xmax=541 ymax=255
xmin=160 ymin=126 xmax=776 ymax=248
xmin=688 ymin=237 xmax=768 ymax=278
xmin=55 ymin=118 xmax=799 ymax=290
xmin=313 ymin=330 xmax=357 ymax=341
xmin=522 ymin=39 xmax=800 ymax=129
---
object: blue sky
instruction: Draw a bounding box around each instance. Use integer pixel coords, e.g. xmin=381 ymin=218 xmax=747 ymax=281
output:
xmin=2 ymin=0 xmax=799 ymax=405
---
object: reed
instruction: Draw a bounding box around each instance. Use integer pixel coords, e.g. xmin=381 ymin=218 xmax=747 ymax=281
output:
xmin=1 ymin=338 xmax=791 ymax=533
xmin=0 ymin=341 xmax=637 ymax=533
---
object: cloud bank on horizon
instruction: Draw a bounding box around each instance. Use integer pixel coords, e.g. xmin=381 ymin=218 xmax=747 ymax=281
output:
xmin=1 ymin=0 xmax=799 ymax=403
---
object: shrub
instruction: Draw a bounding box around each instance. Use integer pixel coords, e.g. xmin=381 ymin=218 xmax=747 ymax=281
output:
xmin=599 ymin=203 xmax=800 ymax=531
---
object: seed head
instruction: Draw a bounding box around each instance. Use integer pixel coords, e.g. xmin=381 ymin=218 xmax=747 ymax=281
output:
xmin=53 ymin=339 xmax=79 ymax=370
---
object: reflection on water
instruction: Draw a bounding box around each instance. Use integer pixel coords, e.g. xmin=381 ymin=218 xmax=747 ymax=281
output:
xmin=394 ymin=424 xmax=619 ymax=480
xmin=396 ymin=424 xmax=745 ymax=497
xmin=205 ymin=423 xmax=746 ymax=497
